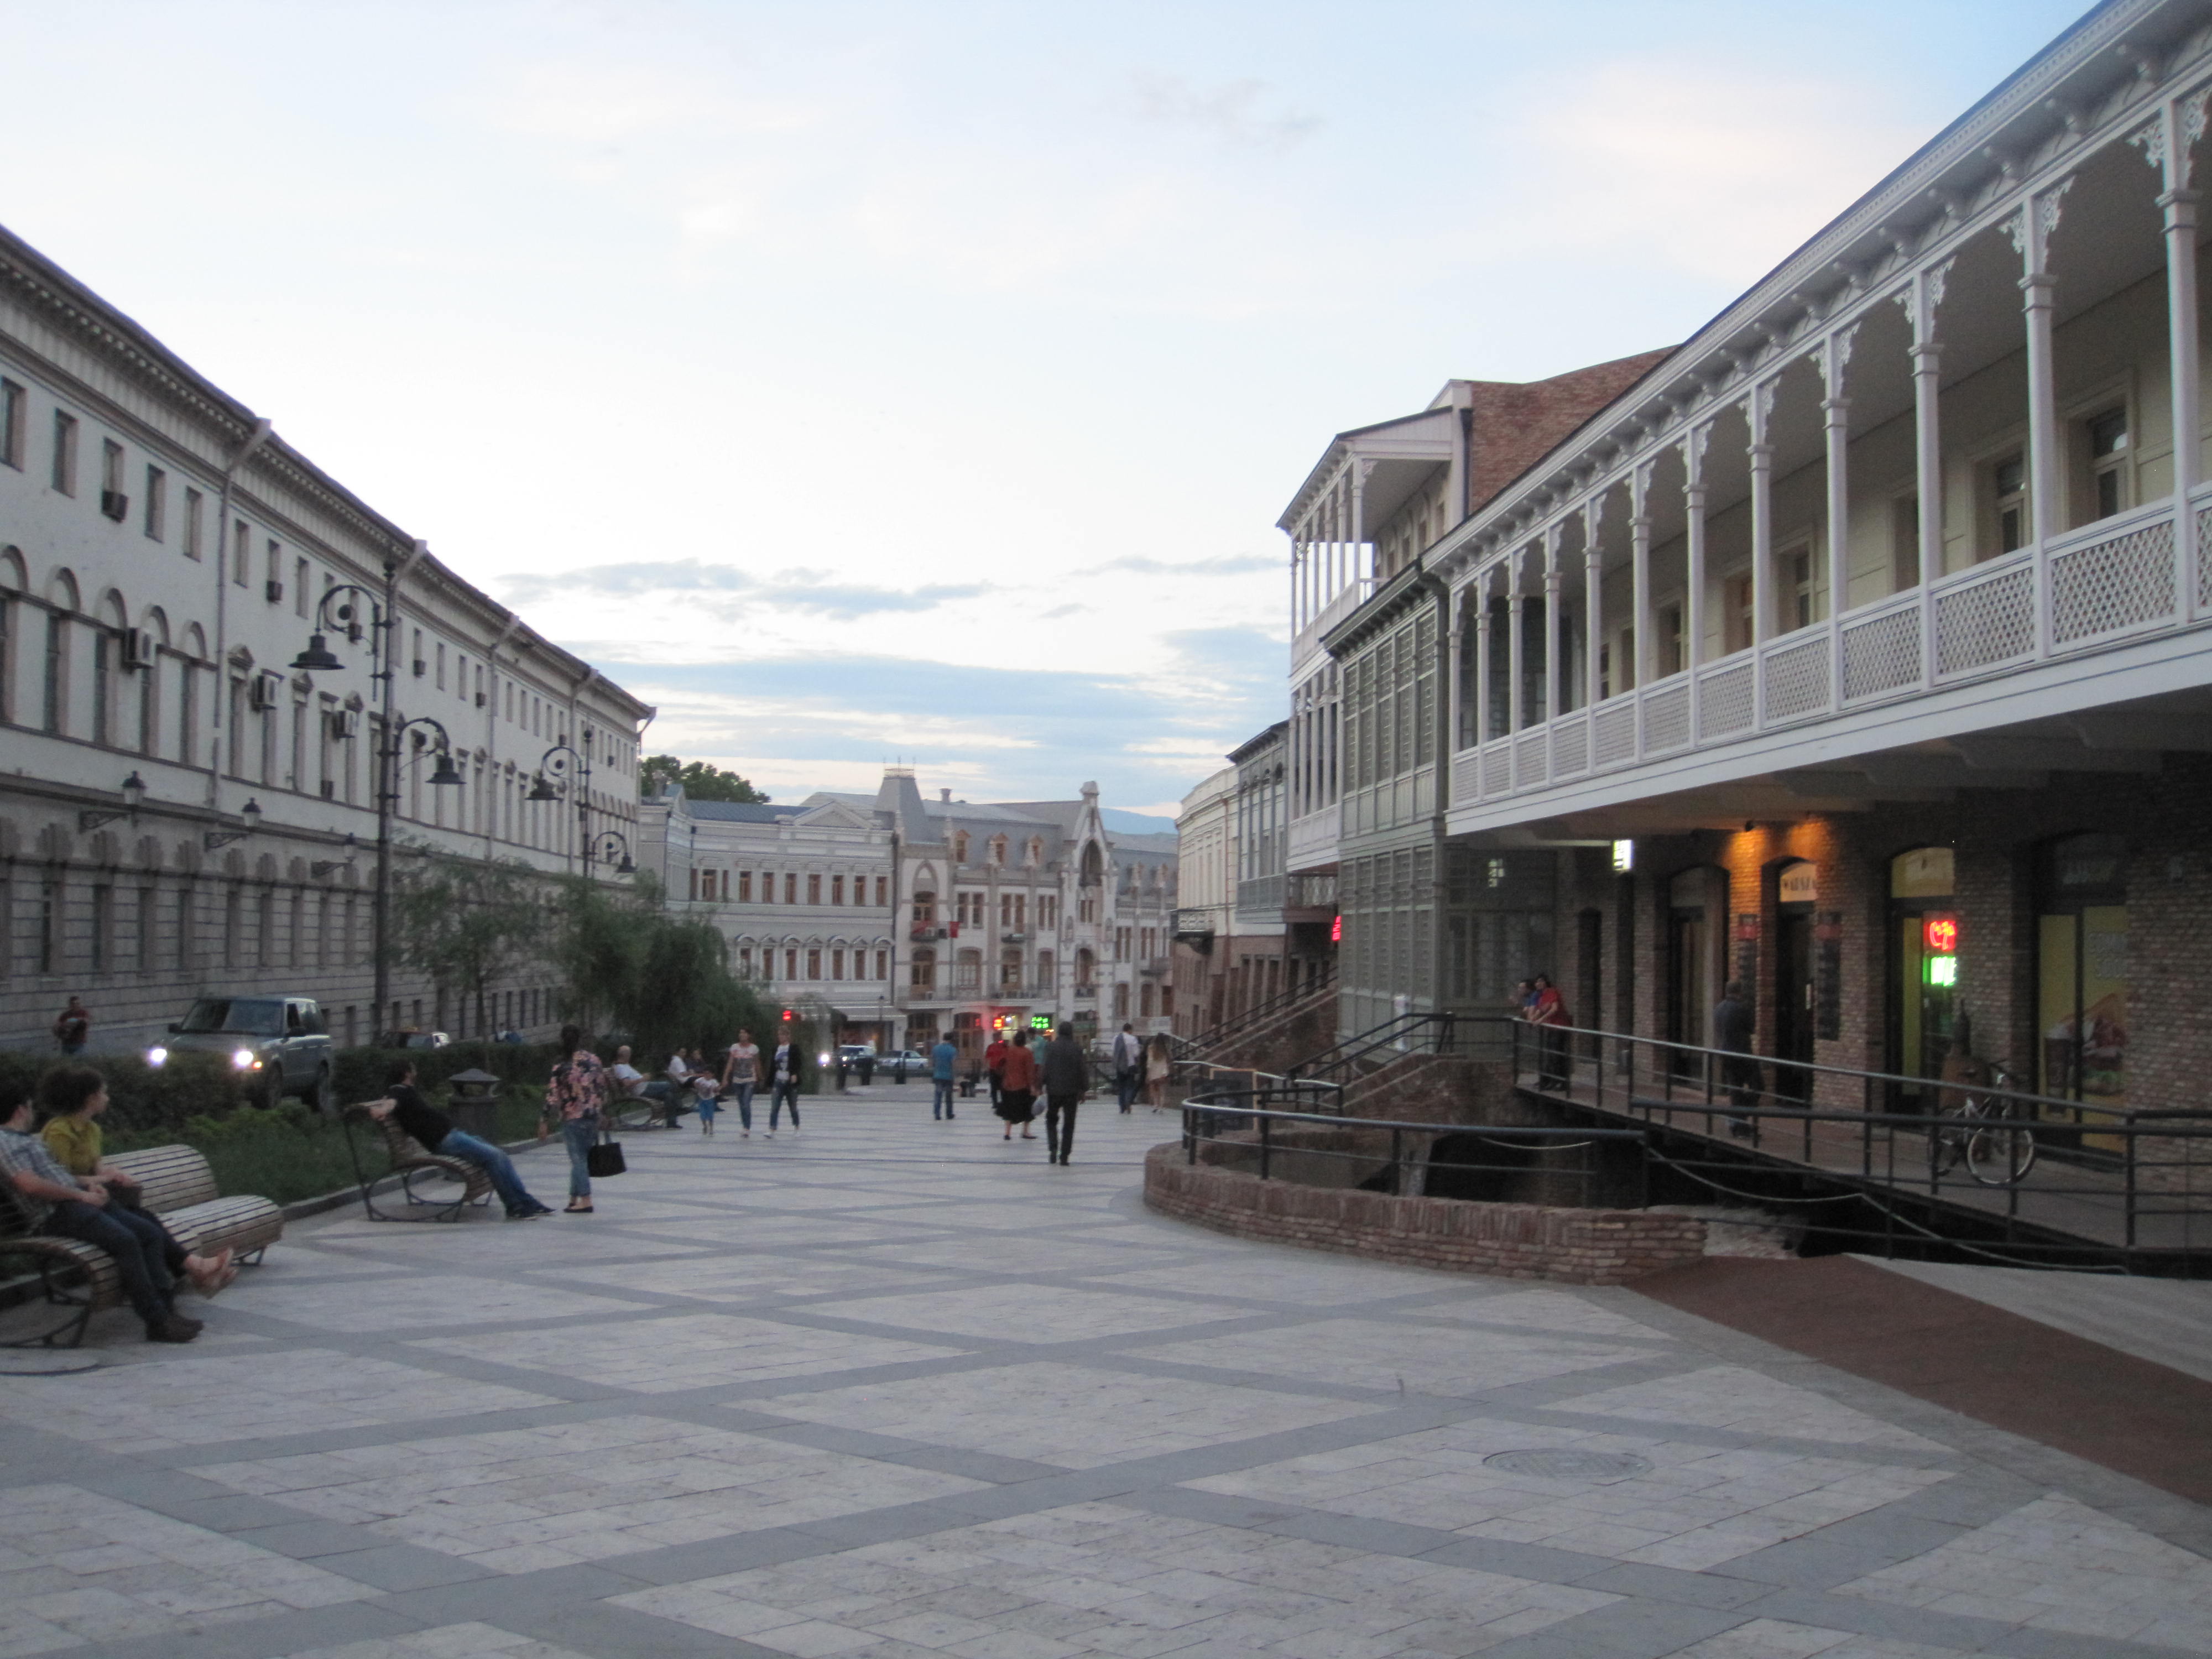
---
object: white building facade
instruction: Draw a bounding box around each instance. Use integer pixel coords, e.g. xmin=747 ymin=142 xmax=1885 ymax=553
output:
xmin=0 ymin=223 xmax=653 ymax=1053
xmin=642 ymin=768 xmax=1177 ymax=1062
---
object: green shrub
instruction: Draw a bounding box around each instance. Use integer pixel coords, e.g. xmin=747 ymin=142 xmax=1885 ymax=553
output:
xmin=332 ymin=1041 xmax=563 ymax=1107
xmin=0 ymin=1049 xmax=249 ymax=1135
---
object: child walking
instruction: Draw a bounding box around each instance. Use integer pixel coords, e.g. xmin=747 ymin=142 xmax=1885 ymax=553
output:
xmin=691 ymin=1068 xmax=722 ymax=1136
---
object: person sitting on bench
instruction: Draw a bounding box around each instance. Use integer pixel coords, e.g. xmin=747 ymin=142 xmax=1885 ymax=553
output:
xmin=364 ymin=1062 xmax=554 ymax=1220
xmin=0 ymin=1080 xmax=210 ymax=1343
xmin=38 ymin=1065 xmax=237 ymax=1297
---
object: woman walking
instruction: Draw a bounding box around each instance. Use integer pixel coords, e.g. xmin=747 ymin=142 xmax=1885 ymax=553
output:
xmin=995 ymin=1030 xmax=1039 ymax=1140
xmin=541 ymin=1025 xmax=608 ymax=1213
xmin=1144 ymin=1033 xmax=1173 ymax=1112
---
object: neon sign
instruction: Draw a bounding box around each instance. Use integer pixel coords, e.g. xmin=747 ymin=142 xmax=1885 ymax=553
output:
xmin=1331 ymin=914 xmax=1342 ymax=943
xmin=1923 ymin=917 xmax=1958 ymax=954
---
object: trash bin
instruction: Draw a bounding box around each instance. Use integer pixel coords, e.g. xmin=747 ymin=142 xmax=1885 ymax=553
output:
xmin=445 ymin=1067 xmax=502 ymax=1142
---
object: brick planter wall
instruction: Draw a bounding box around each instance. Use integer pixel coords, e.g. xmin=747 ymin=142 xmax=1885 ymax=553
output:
xmin=1144 ymin=1143 xmax=1706 ymax=1285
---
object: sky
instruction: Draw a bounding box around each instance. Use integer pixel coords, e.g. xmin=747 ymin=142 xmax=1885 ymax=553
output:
xmin=0 ymin=0 xmax=2093 ymax=817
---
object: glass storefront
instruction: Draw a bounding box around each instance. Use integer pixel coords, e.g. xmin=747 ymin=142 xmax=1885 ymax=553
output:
xmin=1888 ymin=847 xmax=1958 ymax=1108
xmin=2036 ymin=833 xmax=2128 ymax=1117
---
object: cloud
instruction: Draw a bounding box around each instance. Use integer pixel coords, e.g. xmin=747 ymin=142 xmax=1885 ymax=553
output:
xmin=1129 ymin=73 xmax=1323 ymax=150
xmin=1500 ymin=56 xmax=1927 ymax=283
xmin=498 ymin=560 xmax=982 ymax=620
xmin=1092 ymin=554 xmax=1278 ymax=576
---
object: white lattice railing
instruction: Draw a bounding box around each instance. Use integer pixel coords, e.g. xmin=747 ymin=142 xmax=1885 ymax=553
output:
xmin=1458 ymin=488 xmax=2212 ymax=809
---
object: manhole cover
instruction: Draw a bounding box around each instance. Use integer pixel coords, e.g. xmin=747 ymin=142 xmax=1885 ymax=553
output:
xmin=1483 ymin=1448 xmax=1652 ymax=1480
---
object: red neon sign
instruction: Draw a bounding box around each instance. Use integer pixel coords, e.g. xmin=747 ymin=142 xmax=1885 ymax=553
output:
xmin=1923 ymin=917 xmax=1958 ymax=954
xmin=1331 ymin=914 xmax=1342 ymax=943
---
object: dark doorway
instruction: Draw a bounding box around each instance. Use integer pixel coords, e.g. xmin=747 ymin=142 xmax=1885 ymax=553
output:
xmin=1665 ymin=869 xmax=1717 ymax=1079
xmin=1775 ymin=910 xmax=1815 ymax=1100
xmin=1576 ymin=908 xmax=1603 ymax=1061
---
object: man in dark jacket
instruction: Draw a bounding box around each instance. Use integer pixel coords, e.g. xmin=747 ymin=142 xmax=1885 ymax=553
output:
xmin=1713 ymin=980 xmax=1761 ymax=1137
xmin=368 ymin=1061 xmax=554 ymax=1218
xmin=1040 ymin=1026 xmax=1089 ymax=1165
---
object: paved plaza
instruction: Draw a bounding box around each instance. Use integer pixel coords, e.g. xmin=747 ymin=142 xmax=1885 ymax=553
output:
xmin=2 ymin=1094 xmax=2211 ymax=1659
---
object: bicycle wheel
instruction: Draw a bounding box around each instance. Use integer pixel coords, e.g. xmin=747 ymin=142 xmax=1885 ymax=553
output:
xmin=1965 ymin=1112 xmax=2036 ymax=1185
xmin=1931 ymin=1107 xmax=1974 ymax=1174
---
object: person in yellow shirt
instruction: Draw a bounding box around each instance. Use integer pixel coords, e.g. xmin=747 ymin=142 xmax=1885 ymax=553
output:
xmin=38 ymin=1066 xmax=234 ymax=1296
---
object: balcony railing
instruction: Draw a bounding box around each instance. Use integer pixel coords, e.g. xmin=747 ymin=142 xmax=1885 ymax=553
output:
xmin=1452 ymin=488 xmax=2212 ymax=811
xmin=1285 ymin=872 xmax=1338 ymax=910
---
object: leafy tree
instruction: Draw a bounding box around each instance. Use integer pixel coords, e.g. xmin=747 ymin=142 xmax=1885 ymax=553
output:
xmin=388 ymin=847 xmax=550 ymax=1060
xmin=640 ymin=755 xmax=769 ymax=804
xmin=545 ymin=870 xmax=773 ymax=1062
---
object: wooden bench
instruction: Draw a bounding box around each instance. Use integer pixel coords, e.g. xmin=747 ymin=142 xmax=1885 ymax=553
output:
xmin=342 ymin=1105 xmax=494 ymax=1222
xmin=0 ymin=1144 xmax=282 ymax=1348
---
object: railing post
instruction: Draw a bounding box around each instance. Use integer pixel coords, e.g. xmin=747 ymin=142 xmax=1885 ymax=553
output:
xmin=1391 ymin=1126 xmax=1402 ymax=1196
xmin=1260 ymin=1112 xmax=1272 ymax=1182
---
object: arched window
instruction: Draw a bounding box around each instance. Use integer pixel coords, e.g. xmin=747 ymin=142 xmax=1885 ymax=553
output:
xmin=911 ymin=948 xmax=936 ymax=990
xmin=953 ymin=831 xmax=969 ymax=863
xmin=990 ymin=836 xmax=1007 ymax=866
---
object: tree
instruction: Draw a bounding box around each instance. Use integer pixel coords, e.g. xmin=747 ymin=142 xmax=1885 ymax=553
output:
xmin=640 ymin=755 xmax=769 ymax=804
xmin=545 ymin=870 xmax=773 ymax=1059
xmin=388 ymin=847 xmax=549 ymax=1058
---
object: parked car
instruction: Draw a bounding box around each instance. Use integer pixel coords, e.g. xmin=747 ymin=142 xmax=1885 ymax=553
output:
xmin=880 ymin=1048 xmax=930 ymax=1080
xmin=377 ymin=1029 xmax=451 ymax=1050
xmin=149 ymin=995 xmax=336 ymax=1112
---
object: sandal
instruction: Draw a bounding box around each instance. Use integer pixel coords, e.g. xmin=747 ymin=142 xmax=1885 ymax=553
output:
xmin=564 ymin=1202 xmax=595 ymax=1214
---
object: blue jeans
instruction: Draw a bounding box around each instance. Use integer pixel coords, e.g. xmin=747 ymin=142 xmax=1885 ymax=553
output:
xmin=932 ymin=1077 xmax=956 ymax=1117
xmin=46 ymin=1198 xmax=175 ymax=1327
xmin=771 ymin=1079 xmax=800 ymax=1128
xmin=1115 ymin=1067 xmax=1140 ymax=1110
xmin=560 ymin=1117 xmax=598 ymax=1199
xmin=437 ymin=1130 xmax=546 ymax=1216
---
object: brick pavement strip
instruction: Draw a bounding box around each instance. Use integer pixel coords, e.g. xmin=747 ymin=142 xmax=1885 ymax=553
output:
xmin=0 ymin=1095 xmax=2208 ymax=1659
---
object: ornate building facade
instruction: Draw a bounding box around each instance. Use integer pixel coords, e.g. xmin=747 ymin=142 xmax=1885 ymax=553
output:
xmin=642 ymin=768 xmax=1176 ymax=1060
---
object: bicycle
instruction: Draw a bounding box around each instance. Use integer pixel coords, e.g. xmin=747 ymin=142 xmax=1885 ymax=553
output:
xmin=1932 ymin=1060 xmax=2038 ymax=1186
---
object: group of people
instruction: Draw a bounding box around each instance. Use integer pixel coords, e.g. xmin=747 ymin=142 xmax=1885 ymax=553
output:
xmin=974 ymin=1024 xmax=1091 ymax=1163
xmin=0 ymin=1067 xmax=237 ymax=1344
xmin=1514 ymin=973 xmax=1573 ymax=1089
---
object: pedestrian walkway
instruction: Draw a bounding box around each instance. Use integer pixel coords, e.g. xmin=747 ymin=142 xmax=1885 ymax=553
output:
xmin=2 ymin=1095 xmax=2210 ymax=1658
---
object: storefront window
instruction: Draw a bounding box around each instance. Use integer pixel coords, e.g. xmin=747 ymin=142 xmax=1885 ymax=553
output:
xmin=2037 ymin=833 xmax=2127 ymax=1112
xmin=1889 ymin=847 xmax=1957 ymax=1105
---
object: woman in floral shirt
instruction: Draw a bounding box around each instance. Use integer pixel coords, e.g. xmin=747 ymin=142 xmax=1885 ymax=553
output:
xmin=541 ymin=1024 xmax=607 ymax=1213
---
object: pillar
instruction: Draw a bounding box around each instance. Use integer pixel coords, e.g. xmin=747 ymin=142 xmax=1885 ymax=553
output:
xmin=1542 ymin=524 xmax=1563 ymax=726
xmin=1506 ymin=552 xmax=1526 ymax=744
xmin=2142 ymin=93 xmax=2209 ymax=611
xmin=1630 ymin=462 xmax=1655 ymax=688
xmin=1684 ymin=425 xmax=1710 ymax=739
xmin=1583 ymin=494 xmax=1606 ymax=711
xmin=2014 ymin=179 xmax=2072 ymax=616
xmin=1747 ymin=380 xmax=1776 ymax=650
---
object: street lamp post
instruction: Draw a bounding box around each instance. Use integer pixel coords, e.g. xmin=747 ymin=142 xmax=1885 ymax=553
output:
xmin=526 ymin=741 xmax=592 ymax=874
xmin=586 ymin=829 xmax=636 ymax=875
xmin=293 ymin=568 xmax=462 ymax=1034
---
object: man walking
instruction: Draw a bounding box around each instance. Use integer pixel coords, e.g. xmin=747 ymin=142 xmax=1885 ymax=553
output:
xmin=1041 ymin=1024 xmax=1088 ymax=1165
xmin=930 ymin=1034 xmax=958 ymax=1120
xmin=1112 ymin=1022 xmax=1142 ymax=1113
xmin=1713 ymin=979 xmax=1762 ymax=1139
xmin=984 ymin=1029 xmax=1009 ymax=1111
xmin=52 ymin=997 xmax=90 ymax=1057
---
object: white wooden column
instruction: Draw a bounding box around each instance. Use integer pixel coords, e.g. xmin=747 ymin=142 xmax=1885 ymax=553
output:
xmin=1446 ymin=596 xmax=1467 ymax=770
xmin=1473 ymin=570 xmax=1494 ymax=763
xmin=1506 ymin=551 xmax=1527 ymax=745
xmin=1819 ymin=325 xmax=1857 ymax=711
xmin=1583 ymin=495 xmax=1606 ymax=712
xmin=1630 ymin=462 xmax=1655 ymax=688
xmin=1683 ymin=425 xmax=1710 ymax=742
xmin=1352 ymin=461 xmax=1371 ymax=594
xmin=2140 ymin=93 xmax=2210 ymax=613
xmin=1541 ymin=524 xmax=1564 ymax=728
xmin=2013 ymin=180 xmax=2073 ymax=572
xmin=1747 ymin=379 xmax=1777 ymax=648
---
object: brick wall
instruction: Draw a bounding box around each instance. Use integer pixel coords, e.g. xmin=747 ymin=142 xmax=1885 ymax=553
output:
xmin=1144 ymin=1143 xmax=1707 ymax=1285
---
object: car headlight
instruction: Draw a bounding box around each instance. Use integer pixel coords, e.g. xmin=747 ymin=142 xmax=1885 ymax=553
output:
xmin=232 ymin=1048 xmax=255 ymax=1070
xmin=147 ymin=1046 xmax=168 ymax=1068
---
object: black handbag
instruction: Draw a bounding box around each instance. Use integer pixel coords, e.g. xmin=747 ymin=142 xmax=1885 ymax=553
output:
xmin=586 ymin=1134 xmax=627 ymax=1177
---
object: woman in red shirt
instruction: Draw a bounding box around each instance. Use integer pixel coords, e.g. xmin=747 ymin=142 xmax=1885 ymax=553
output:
xmin=1527 ymin=973 xmax=1571 ymax=1091
xmin=995 ymin=1032 xmax=1039 ymax=1140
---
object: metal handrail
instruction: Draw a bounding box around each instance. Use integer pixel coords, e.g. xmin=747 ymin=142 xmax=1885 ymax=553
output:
xmin=1178 ymin=964 xmax=1337 ymax=1057
xmin=1180 ymin=1091 xmax=1648 ymax=1201
xmin=1286 ymin=1009 xmax=1467 ymax=1086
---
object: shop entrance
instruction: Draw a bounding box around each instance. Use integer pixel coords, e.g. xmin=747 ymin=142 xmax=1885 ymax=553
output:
xmin=2037 ymin=833 xmax=2128 ymax=1128
xmin=1887 ymin=847 xmax=1959 ymax=1111
xmin=1773 ymin=861 xmax=1818 ymax=1100
xmin=1665 ymin=868 xmax=1719 ymax=1076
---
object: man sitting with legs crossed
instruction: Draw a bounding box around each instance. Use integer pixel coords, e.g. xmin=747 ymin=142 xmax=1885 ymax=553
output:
xmin=366 ymin=1061 xmax=554 ymax=1220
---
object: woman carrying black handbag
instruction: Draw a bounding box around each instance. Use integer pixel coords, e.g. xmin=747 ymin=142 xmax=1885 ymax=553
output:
xmin=540 ymin=1025 xmax=614 ymax=1214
